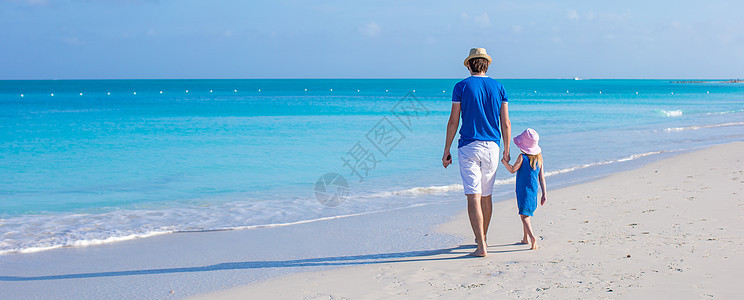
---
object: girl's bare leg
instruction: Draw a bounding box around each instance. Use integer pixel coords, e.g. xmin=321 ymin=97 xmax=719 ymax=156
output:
xmin=520 ymin=214 xmax=538 ymax=249
xmin=519 ymin=220 xmax=529 ymax=244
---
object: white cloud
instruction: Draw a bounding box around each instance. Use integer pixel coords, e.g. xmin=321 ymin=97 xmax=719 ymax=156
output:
xmin=586 ymin=11 xmax=596 ymax=21
xmin=359 ymin=22 xmax=381 ymax=37
xmin=461 ymin=12 xmax=470 ymax=20
xmin=566 ymin=9 xmax=579 ymax=20
xmin=565 ymin=9 xmax=628 ymax=23
xmin=475 ymin=12 xmax=490 ymax=27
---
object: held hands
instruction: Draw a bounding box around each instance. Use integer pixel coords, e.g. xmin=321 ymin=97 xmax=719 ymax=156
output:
xmin=502 ymin=150 xmax=510 ymax=163
xmin=500 ymin=157 xmax=509 ymax=166
xmin=442 ymin=151 xmax=452 ymax=168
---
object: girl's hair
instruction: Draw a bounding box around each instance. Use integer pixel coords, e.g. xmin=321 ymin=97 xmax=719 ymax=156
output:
xmin=525 ymin=153 xmax=543 ymax=170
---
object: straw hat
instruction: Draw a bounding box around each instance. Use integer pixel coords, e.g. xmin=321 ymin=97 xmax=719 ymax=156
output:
xmin=514 ymin=128 xmax=541 ymax=155
xmin=463 ymin=48 xmax=492 ymax=66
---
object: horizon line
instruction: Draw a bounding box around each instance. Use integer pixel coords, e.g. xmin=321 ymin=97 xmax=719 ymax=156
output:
xmin=1 ymin=77 xmax=742 ymax=81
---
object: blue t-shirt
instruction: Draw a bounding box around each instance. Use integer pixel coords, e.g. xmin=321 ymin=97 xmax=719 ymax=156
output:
xmin=451 ymin=76 xmax=508 ymax=148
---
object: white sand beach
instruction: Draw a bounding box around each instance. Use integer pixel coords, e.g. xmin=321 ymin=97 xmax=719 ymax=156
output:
xmin=193 ymin=142 xmax=744 ymax=299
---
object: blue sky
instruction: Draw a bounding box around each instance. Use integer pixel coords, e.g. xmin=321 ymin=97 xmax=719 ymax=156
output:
xmin=1 ymin=0 xmax=742 ymax=79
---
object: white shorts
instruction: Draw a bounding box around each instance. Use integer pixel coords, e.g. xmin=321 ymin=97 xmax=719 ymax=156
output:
xmin=458 ymin=140 xmax=499 ymax=196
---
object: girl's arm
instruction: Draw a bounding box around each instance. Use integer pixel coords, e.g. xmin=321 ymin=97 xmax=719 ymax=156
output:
xmin=538 ymin=167 xmax=547 ymax=205
xmin=501 ymin=154 xmax=522 ymax=174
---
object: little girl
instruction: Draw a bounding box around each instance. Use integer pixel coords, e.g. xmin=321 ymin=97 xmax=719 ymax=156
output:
xmin=501 ymin=128 xmax=547 ymax=250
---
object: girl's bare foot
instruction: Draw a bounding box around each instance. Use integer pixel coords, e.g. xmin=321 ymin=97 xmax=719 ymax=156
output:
xmin=530 ymin=242 xmax=539 ymax=250
xmin=518 ymin=239 xmax=529 ymax=244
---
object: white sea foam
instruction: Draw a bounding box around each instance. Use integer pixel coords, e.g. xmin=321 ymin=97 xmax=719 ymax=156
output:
xmin=189 ymin=203 xmax=436 ymax=232
xmin=659 ymin=109 xmax=683 ymax=117
xmin=664 ymin=122 xmax=744 ymax=132
xmin=357 ymin=179 xmax=521 ymax=199
xmin=0 ymin=149 xmax=680 ymax=256
xmin=704 ymin=109 xmax=744 ymax=116
xmin=0 ymin=203 xmax=439 ymax=255
xmin=543 ymin=151 xmax=664 ymax=177
xmin=0 ymin=231 xmax=171 ymax=255
xmin=358 ymin=184 xmax=464 ymax=198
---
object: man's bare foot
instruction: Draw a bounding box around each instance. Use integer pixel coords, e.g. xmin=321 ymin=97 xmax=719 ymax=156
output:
xmin=530 ymin=242 xmax=539 ymax=250
xmin=469 ymin=248 xmax=487 ymax=257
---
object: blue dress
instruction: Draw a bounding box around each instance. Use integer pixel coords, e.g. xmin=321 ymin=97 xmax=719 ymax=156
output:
xmin=515 ymin=154 xmax=540 ymax=216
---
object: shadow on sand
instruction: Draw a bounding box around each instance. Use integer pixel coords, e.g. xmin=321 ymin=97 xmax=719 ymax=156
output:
xmin=0 ymin=243 xmax=529 ymax=281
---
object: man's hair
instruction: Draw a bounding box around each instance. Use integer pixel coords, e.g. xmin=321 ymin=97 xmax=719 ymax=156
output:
xmin=468 ymin=58 xmax=489 ymax=73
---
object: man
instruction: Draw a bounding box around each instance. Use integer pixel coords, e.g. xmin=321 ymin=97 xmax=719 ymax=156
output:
xmin=442 ymin=48 xmax=511 ymax=257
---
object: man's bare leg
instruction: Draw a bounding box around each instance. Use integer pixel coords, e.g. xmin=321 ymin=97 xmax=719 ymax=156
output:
xmin=467 ymin=193 xmax=487 ymax=256
xmin=481 ymin=195 xmax=492 ymax=245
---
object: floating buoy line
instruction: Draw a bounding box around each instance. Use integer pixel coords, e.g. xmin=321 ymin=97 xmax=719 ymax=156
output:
xmin=14 ymin=88 xmax=705 ymax=98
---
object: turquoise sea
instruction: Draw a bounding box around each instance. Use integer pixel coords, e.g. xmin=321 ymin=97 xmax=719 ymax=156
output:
xmin=1 ymin=79 xmax=743 ymax=254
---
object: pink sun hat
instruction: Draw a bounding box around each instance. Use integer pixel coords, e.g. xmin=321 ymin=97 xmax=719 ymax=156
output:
xmin=513 ymin=128 xmax=541 ymax=155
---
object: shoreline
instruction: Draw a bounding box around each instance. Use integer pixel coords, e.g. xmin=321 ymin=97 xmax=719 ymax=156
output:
xmin=1 ymin=142 xmax=742 ymax=299
xmin=0 ymin=145 xmax=695 ymax=256
xmin=191 ymin=141 xmax=744 ymax=299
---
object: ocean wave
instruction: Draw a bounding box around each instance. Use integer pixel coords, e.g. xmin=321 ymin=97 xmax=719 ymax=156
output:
xmin=543 ymin=151 xmax=664 ymax=176
xmin=177 ymin=203 xmax=436 ymax=233
xmin=663 ymin=122 xmax=744 ymax=132
xmin=0 ymin=231 xmax=171 ymax=255
xmin=0 ymin=202 xmax=438 ymax=255
xmin=0 ymin=150 xmax=669 ymax=256
xmin=658 ymin=109 xmax=683 ymax=117
xmin=704 ymin=108 xmax=744 ymax=116
xmin=358 ymin=183 xmax=464 ymax=198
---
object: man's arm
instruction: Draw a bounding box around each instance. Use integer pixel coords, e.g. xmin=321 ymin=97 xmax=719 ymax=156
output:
xmin=500 ymin=102 xmax=511 ymax=162
xmin=442 ymin=102 xmax=461 ymax=168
